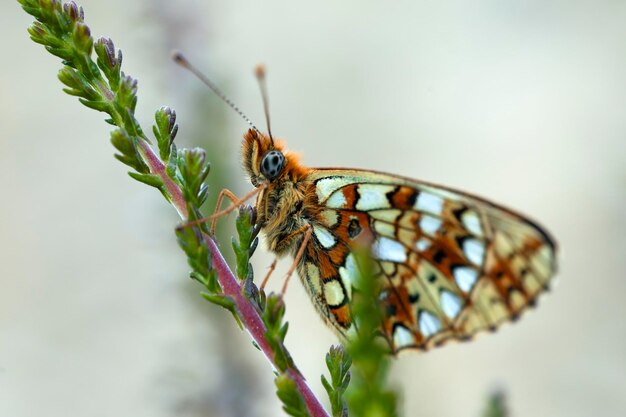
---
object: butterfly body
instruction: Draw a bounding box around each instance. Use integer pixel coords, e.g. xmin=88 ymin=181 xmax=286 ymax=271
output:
xmin=242 ymin=129 xmax=557 ymax=353
xmin=242 ymin=129 xmax=314 ymax=255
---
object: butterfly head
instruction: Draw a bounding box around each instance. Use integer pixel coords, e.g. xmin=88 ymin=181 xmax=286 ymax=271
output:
xmin=242 ymin=129 xmax=286 ymax=186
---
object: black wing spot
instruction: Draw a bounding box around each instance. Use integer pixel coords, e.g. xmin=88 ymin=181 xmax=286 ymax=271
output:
xmin=408 ymin=292 xmax=420 ymax=303
xmin=455 ymin=235 xmax=468 ymax=249
xmin=432 ymin=249 xmax=446 ymax=264
xmin=385 ymin=186 xmax=400 ymax=203
xmin=452 ymin=206 xmax=468 ymax=222
xmin=347 ymin=218 xmax=362 ymax=239
xmin=407 ymin=190 xmax=418 ymax=207
xmin=385 ymin=304 xmax=398 ymax=317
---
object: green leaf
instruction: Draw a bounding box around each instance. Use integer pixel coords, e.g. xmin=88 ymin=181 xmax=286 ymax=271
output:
xmin=322 ymin=345 xmax=351 ymax=417
xmin=189 ymin=271 xmax=207 ymax=286
xmin=345 ymin=249 xmax=398 ymax=417
xmin=275 ymin=374 xmax=311 ymax=417
xmin=110 ymin=129 xmax=148 ymax=173
xmin=128 ymin=172 xmax=164 ymax=189
xmin=78 ymin=97 xmax=110 ymax=112
xmin=231 ymin=206 xmax=256 ymax=280
xmin=175 ymin=224 xmax=211 ymax=277
xmin=200 ymin=292 xmax=242 ymax=329
xmin=483 ymin=391 xmax=508 ymax=417
xmin=262 ymin=294 xmax=294 ymax=373
xmin=177 ymin=147 xmax=210 ymax=208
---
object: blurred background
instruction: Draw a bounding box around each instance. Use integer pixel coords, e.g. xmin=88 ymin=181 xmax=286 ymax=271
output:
xmin=2 ymin=1 xmax=625 ymax=416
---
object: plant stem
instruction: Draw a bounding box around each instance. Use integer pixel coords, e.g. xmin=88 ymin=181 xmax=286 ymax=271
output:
xmin=136 ymin=140 xmax=187 ymax=219
xmin=138 ymin=139 xmax=329 ymax=417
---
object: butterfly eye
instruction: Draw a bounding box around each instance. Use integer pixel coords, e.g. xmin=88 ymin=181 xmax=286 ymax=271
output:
xmin=260 ymin=150 xmax=285 ymax=180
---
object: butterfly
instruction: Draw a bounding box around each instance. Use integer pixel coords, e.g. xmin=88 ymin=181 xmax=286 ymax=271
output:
xmin=173 ymin=55 xmax=557 ymax=353
xmin=239 ymin=128 xmax=557 ymax=353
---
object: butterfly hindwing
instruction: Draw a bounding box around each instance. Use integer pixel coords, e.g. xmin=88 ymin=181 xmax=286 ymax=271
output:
xmin=299 ymin=168 xmax=557 ymax=353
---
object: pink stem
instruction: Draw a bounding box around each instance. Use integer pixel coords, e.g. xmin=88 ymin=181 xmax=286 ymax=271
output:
xmin=206 ymin=237 xmax=329 ymax=417
xmin=137 ymin=139 xmax=330 ymax=417
xmin=137 ymin=140 xmax=188 ymax=219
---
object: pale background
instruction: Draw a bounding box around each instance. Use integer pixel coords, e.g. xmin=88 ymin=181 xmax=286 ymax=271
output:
xmin=2 ymin=1 xmax=625 ymax=416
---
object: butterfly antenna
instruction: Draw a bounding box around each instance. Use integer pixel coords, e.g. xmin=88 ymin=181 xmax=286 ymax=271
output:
xmin=254 ymin=64 xmax=275 ymax=146
xmin=172 ymin=51 xmax=260 ymax=134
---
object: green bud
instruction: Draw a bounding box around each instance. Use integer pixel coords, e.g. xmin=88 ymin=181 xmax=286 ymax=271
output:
xmin=153 ymin=106 xmax=178 ymax=161
xmin=94 ymin=37 xmax=122 ymax=89
xmin=39 ymin=0 xmax=58 ymax=13
xmin=18 ymin=0 xmax=44 ymax=19
xmin=72 ymin=22 xmax=93 ymax=55
xmin=63 ymin=1 xmax=84 ymax=23
xmin=178 ymin=147 xmax=210 ymax=207
xmin=27 ymin=21 xmax=47 ymax=44
xmin=58 ymin=66 xmax=101 ymax=102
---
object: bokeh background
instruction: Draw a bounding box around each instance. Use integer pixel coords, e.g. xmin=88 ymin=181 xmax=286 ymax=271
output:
xmin=2 ymin=1 xmax=625 ymax=416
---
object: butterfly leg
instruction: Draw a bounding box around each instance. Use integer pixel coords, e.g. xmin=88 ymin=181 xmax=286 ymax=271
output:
xmin=260 ymin=258 xmax=278 ymax=290
xmin=183 ymin=185 xmax=266 ymax=235
xmin=280 ymin=224 xmax=313 ymax=295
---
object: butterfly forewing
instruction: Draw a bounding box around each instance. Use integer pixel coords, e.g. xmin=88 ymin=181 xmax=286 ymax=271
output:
xmin=300 ymin=169 xmax=557 ymax=353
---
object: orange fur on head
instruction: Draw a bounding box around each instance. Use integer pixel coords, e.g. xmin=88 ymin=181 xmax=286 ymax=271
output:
xmin=241 ymin=129 xmax=310 ymax=186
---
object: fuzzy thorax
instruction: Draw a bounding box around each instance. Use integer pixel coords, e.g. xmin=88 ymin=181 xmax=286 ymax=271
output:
xmin=241 ymin=129 xmax=316 ymax=256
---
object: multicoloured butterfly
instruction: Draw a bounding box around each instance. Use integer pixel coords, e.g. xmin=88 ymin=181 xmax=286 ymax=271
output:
xmin=174 ymin=55 xmax=557 ymax=353
xmin=239 ymin=129 xmax=557 ymax=353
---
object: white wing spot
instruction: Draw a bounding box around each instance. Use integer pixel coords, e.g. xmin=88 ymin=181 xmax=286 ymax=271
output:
xmin=393 ymin=325 xmax=415 ymax=349
xmin=316 ymin=177 xmax=355 ymax=202
xmin=370 ymin=209 xmax=402 ymax=223
xmin=414 ymin=192 xmax=444 ymax=215
xmin=373 ymin=220 xmax=396 ymax=238
xmin=320 ymin=209 xmax=339 ymax=227
xmin=440 ymin=290 xmax=463 ymax=319
xmin=305 ymin=263 xmax=322 ymax=296
xmin=454 ymin=266 xmax=478 ymax=292
xmin=420 ymin=215 xmax=442 ymax=236
xmin=419 ymin=310 xmax=441 ymax=337
xmin=531 ymin=253 xmax=550 ymax=280
xmin=538 ymin=244 xmax=554 ymax=262
xmin=323 ymin=280 xmax=345 ymax=307
xmin=356 ymin=184 xmax=394 ymax=211
xmin=462 ymin=210 xmax=483 ymax=237
xmin=372 ymin=237 xmax=407 ymax=263
xmin=313 ymin=226 xmax=336 ymax=249
xmin=338 ymin=253 xmax=357 ymax=299
xmin=532 ymin=245 xmax=554 ymax=281
xmin=325 ymin=190 xmax=347 ymax=208
xmin=494 ymin=233 xmax=515 ymax=259
xmin=415 ymin=238 xmax=431 ymax=252
xmin=463 ymin=238 xmax=485 ymax=266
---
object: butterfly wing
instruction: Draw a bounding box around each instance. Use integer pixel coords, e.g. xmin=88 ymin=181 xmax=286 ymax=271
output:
xmin=298 ymin=168 xmax=557 ymax=353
